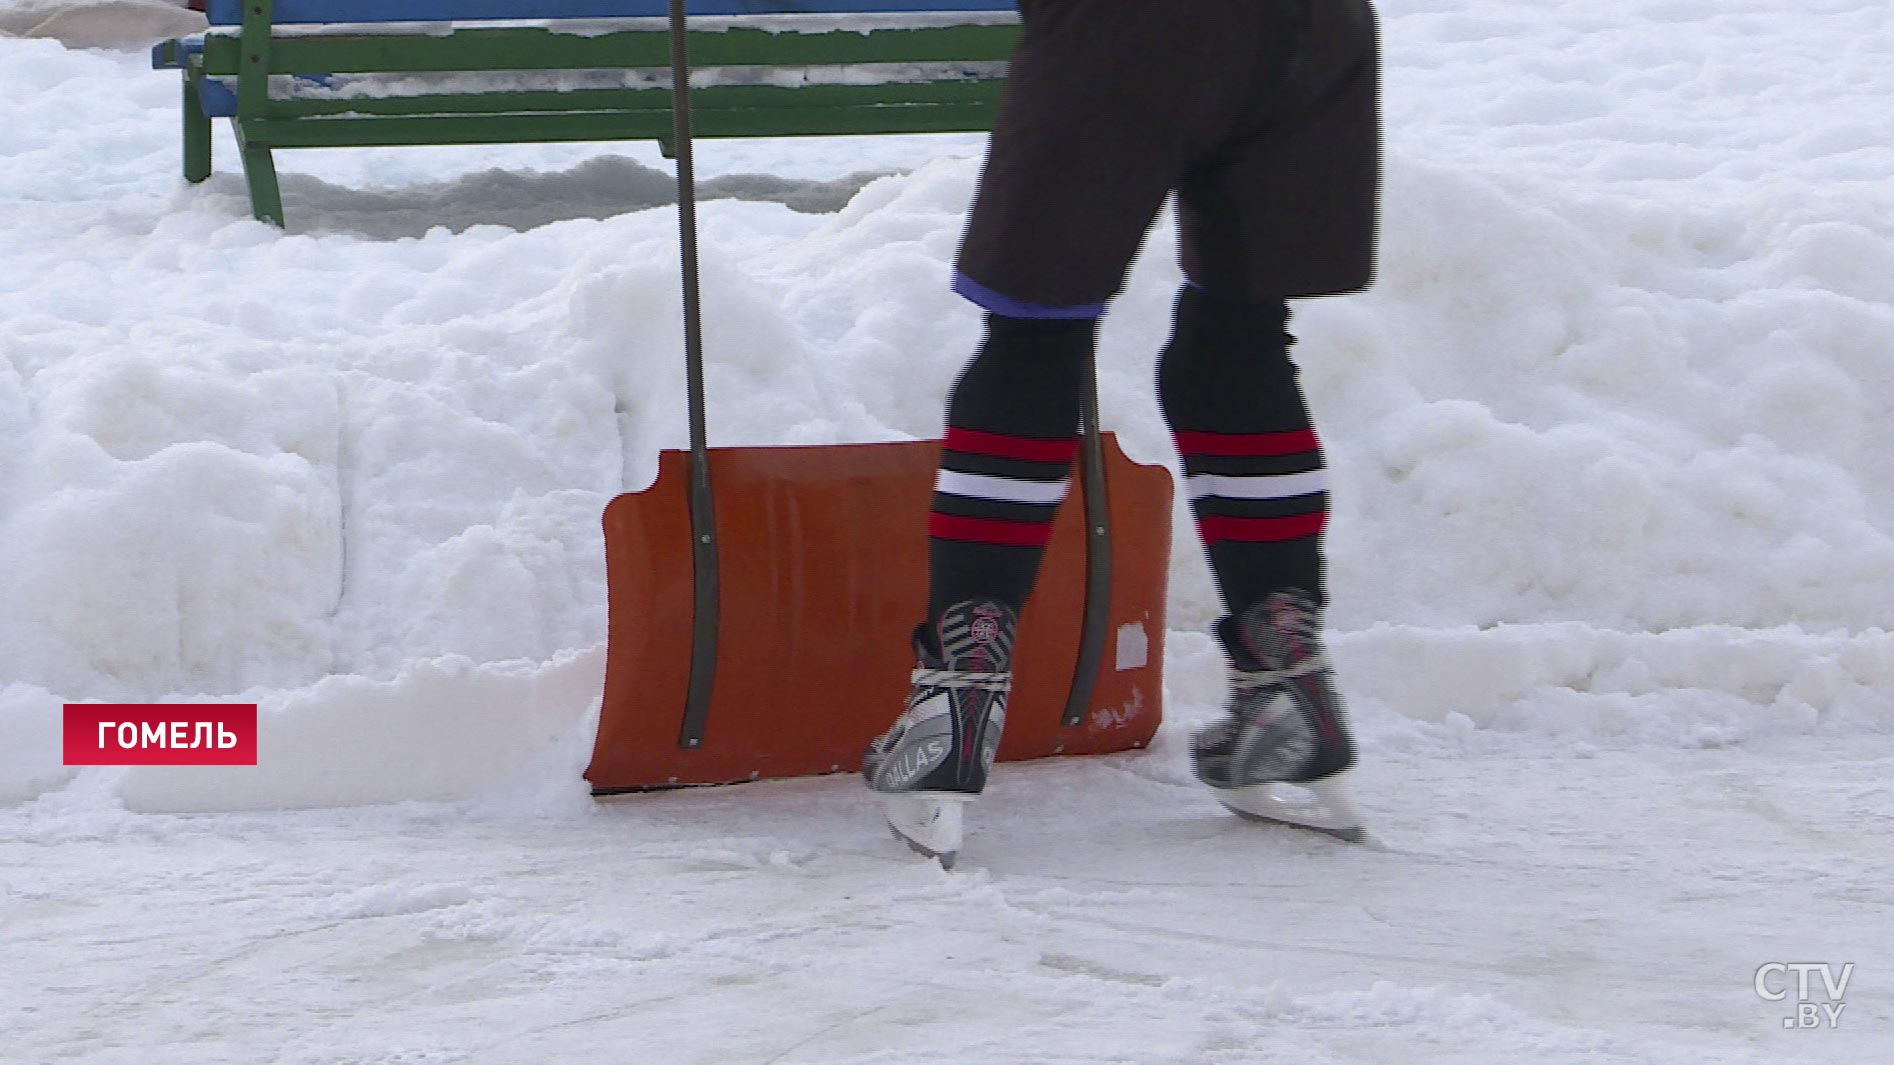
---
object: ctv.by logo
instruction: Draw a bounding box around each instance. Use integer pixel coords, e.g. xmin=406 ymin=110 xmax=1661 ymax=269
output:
xmin=1755 ymin=963 xmax=1853 ymax=1030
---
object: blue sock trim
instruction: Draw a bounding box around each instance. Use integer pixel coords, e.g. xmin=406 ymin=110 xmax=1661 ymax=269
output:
xmin=952 ymin=271 xmax=1106 ymax=320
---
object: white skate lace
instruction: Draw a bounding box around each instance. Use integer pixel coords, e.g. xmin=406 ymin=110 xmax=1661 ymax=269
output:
xmin=1229 ymin=654 xmax=1329 ymax=693
xmin=911 ymin=668 xmax=1011 ymax=692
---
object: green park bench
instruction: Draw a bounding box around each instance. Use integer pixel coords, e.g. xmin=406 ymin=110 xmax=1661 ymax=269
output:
xmin=151 ymin=0 xmax=1020 ymax=226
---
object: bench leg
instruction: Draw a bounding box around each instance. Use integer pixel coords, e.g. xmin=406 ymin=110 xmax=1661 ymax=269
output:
xmin=234 ymin=121 xmax=286 ymax=227
xmin=183 ymin=75 xmax=212 ymax=184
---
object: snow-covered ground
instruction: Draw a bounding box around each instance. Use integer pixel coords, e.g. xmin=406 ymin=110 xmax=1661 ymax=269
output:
xmin=3 ymin=1 xmax=1891 ymax=1061
xmin=0 ymin=0 xmax=201 ymax=50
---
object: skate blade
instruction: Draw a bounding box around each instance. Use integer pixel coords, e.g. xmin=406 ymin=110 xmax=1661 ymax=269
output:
xmin=883 ymin=792 xmax=972 ymax=870
xmin=1217 ymin=773 xmax=1368 ymax=844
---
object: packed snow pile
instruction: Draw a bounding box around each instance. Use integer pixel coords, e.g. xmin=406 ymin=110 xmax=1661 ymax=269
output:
xmin=0 ymin=0 xmax=201 ymax=49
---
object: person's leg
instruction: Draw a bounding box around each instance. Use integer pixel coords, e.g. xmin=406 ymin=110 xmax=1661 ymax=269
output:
xmin=1156 ymin=283 xmax=1355 ymax=803
xmin=860 ymin=314 xmax=1091 ymax=856
xmin=1157 ymin=287 xmax=1327 ymax=615
xmin=1164 ymin=0 xmax=1378 ymax=618
xmin=865 ymin=4 xmax=1210 ymax=864
xmin=925 ymin=314 xmax=1094 ymax=628
xmin=1162 ymin=0 xmax=1382 ymax=837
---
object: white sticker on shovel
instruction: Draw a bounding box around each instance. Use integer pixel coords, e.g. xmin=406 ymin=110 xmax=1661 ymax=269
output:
xmin=1115 ymin=622 xmax=1149 ymax=671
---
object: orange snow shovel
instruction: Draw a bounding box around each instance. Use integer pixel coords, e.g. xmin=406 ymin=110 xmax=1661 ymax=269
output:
xmin=584 ymin=2 xmax=1172 ymax=793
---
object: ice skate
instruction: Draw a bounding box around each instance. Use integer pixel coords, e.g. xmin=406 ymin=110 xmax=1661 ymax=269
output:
xmin=1192 ymin=589 xmax=1367 ymax=843
xmin=862 ymin=600 xmax=1015 ymax=869
xmin=881 ymin=793 xmax=974 ymax=867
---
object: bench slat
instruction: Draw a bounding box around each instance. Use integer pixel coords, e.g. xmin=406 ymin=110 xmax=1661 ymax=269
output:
xmin=245 ymin=92 xmax=996 ymax=147
xmin=251 ymin=77 xmax=997 ymax=119
xmin=206 ymin=0 xmax=1016 ymax=25
xmin=199 ymin=23 xmax=1017 ymax=76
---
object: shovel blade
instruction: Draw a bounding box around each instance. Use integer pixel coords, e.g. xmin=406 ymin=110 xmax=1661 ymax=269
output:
xmin=585 ymin=434 xmax=1171 ymax=790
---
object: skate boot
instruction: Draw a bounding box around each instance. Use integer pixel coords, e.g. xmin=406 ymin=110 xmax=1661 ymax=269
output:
xmin=862 ymin=600 xmax=1015 ymax=869
xmin=1191 ymin=589 xmax=1366 ymax=842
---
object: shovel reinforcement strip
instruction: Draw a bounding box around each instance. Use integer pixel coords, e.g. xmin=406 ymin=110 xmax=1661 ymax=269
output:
xmin=1061 ymin=356 xmax=1112 ymax=729
xmin=670 ymin=0 xmax=720 ymax=750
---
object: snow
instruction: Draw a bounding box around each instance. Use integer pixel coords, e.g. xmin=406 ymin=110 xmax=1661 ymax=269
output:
xmin=0 ymin=0 xmax=202 ymax=48
xmin=3 ymin=0 xmax=1892 ymax=1060
xmin=212 ymin=60 xmax=1011 ymax=106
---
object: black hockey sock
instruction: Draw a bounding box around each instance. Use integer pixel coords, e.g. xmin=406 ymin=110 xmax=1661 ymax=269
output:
xmin=1158 ymin=285 xmax=1328 ymax=613
xmin=926 ymin=314 xmax=1093 ymax=628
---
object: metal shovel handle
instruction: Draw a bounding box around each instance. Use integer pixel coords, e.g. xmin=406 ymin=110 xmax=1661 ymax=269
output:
xmin=670 ymin=0 xmax=720 ymax=750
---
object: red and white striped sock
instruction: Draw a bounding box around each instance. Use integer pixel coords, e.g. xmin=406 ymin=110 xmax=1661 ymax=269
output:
xmin=1177 ymin=428 xmax=1328 ymax=611
xmin=930 ymin=427 xmax=1078 ymax=550
xmin=925 ymin=315 xmax=1091 ymax=626
xmin=1159 ymin=286 xmax=1328 ymax=612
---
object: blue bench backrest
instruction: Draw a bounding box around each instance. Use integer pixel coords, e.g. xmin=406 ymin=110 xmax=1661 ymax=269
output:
xmin=205 ymin=0 xmax=1017 ymax=24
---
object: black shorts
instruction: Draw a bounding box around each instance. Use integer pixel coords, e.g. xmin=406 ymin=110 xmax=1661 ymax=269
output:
xmin=954 ymin=0 xmax=1381 ymax=316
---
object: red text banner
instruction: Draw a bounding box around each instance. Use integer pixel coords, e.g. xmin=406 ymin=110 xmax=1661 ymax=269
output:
xmin=63 ymin=704 xmax=259 ymax=766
